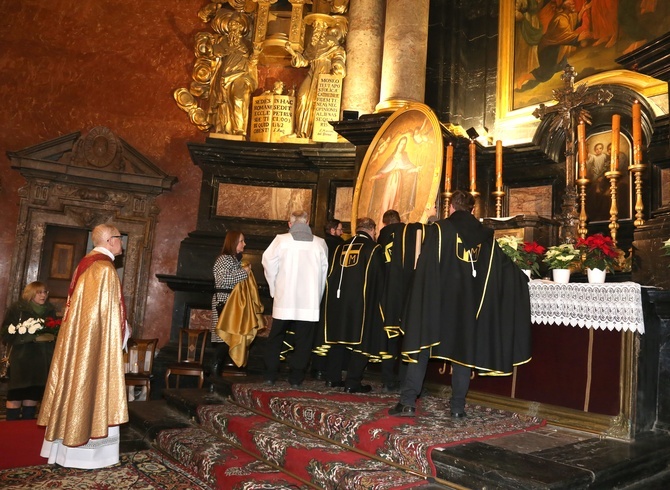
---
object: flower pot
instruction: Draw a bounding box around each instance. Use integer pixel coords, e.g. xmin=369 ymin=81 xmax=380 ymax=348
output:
xmin=552 ymin=268 xmax=571 ymax=284
xmin=587 ymin=268 xmax=607 ymax=284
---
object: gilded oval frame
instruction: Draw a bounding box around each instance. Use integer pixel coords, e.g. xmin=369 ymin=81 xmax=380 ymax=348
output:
xmin=352 ymin=102 xmax=443 ymax=227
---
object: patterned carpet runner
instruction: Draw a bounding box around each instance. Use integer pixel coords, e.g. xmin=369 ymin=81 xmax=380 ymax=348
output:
xmin=155 ymin=380 xmax=545 ymax=489
xmin=0 ymin=450 xmax=211 ymax=489
xmin=232 ymin=380 xmax=545 ymax=474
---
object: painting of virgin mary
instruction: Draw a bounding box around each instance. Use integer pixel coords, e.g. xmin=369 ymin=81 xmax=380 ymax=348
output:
xmin=352 ymin=103 xmax=443 ymax=226
xmin=368 ymin=135 xmax=420 ymax=226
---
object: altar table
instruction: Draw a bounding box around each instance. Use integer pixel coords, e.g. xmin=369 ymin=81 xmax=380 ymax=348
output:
xmin=528 ymin=281 xmax=645 ymax=334
xmin=426 ymin=281 xmax=651 ymax=438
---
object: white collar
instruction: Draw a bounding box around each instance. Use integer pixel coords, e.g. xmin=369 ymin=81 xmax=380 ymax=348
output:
xmin=93 ymin=246 xmax=115 ymax=260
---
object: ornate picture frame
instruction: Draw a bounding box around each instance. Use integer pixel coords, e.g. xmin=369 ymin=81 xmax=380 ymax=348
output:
xmin=49 ymin=243 xmax=75 ymax=280
xmin=352 ymin=103 xmax=443 ymax=227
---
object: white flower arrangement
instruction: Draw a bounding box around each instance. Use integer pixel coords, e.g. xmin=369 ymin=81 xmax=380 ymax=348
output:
xmin=543 ymin=243 xmax=580 ymax=270
xmin=7 ymin=317 xmax=44 ymax=336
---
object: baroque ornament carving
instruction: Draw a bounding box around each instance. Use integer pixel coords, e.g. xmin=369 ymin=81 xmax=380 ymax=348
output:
xmin=64 ymin=207 xmax=115 ymax=229
xmin=174 ymin=0 xmax=350 ymax=140
xmin=72 ymin=126 xmax=123 ymax=171
xmin=174 ymin=3 xmax=259 ymax=135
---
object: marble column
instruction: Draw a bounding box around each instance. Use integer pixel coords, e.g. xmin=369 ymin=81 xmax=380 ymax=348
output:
xmin=376 ymin=0 xmax=430 ymax=112
xmin=341 ymin=0 xmax=385 ymax=117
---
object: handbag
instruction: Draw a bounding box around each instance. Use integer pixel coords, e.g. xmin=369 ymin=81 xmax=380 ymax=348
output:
xmin=0 ymin=345 xmax=11 ymax=380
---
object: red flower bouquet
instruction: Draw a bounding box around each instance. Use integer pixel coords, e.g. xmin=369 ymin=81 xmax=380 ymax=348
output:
xmin=44 ymin=317 xmax=62 ymax=336
xmin=497 ymin=236 xmax=545 ymax=277
xmin=520 ymin=241 xmax=546 ymax=277
xmin=576 ymin=234 xmax=620 ymax=272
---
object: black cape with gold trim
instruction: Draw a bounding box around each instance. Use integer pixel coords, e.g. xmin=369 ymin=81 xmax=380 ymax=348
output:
xmin=401 ymin=211 xmax=531 ymax=375
xmin=378 ymin=221 xmax=430 ymax=337
xmin=318 ymin=231 xmax=385 ymax=360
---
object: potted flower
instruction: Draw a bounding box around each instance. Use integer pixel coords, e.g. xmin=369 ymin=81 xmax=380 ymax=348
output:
xmin=575 ymin=233 xmax=620 ymax=283
xmin=496 ymin=235 xmax=545 ymax=278
xmin=662 ymin=238 xmax=670 ymax=262
xmin=542 ymin=243 xmax=579 ymax=283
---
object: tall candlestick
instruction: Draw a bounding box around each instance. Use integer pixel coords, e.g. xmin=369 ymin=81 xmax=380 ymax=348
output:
xmin=495 ymin=140 xmax=503 ymax=190
xmin=611 ymin=114 xmax=620 ymax=172
xmin=445 ymin=143 xmax=453 ymax=192
xmin=632 ymin=100 xmax=642 ymax=165
xmin=577 ymin=120 xmax=587 ymax=179
xmin=469 ymin=140 xmax=476 ymax=192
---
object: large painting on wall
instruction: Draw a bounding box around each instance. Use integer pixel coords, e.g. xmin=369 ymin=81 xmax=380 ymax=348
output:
xmin=503 ymin=1 xmax=670 ymax=112
xmin=352 ymin=103 xmax=443 ymax=227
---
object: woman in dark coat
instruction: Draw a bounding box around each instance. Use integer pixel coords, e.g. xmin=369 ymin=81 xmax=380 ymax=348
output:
xmin=1 ymin=281 xmax=58 ymax=420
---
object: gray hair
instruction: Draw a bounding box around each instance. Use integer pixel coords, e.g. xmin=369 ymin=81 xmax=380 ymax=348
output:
xmin=289 ymin=210 xmax=309 ymax=224
xmin=356 ymin=217 xmax=376 ymax=234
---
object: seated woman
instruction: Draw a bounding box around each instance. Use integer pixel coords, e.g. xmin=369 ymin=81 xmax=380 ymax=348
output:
xmin=1 ymin=281 xmax=58 ymax=420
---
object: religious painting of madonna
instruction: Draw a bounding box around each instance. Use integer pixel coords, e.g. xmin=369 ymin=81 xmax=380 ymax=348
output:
xmin=352 ymin=103 xmax=443 ymax=226
xmin=583 ymin=131 xmax=631 ymax=222
xmin=509 ymin=0 xmax=670 ymax=111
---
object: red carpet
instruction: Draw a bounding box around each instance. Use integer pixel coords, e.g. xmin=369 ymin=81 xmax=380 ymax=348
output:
xmin=156 ymin=381 xmax=546 ymax=488
xmin=232 ymin=380 xmax=547 ymax=475
xmin=0 ymin=420 xmax=46 ymax=469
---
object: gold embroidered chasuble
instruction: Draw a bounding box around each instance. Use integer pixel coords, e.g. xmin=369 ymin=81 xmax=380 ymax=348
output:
xmin=38 ymin=251 xmax=128 ymax=447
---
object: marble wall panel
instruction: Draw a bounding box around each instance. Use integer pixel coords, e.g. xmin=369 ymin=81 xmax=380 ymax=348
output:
xmin=509 ymin=185 xmax=553 ymax=218
xmin=216 ymin=183 xmax=313 ymax=221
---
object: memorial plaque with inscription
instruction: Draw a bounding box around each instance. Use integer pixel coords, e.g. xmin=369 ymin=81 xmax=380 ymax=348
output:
xmin=250 ymin=94 xmax=295 ymax=143
xmin=312 ymin=74 xmax=342 ymax=143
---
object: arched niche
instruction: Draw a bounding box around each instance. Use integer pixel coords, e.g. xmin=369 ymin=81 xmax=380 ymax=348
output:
xmin=533 ymin=85 xmax=656 ymax=163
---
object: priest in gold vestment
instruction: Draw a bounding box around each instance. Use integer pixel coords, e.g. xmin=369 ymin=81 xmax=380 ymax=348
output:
xmin=38 ymin=223 xmax=130 ymax=469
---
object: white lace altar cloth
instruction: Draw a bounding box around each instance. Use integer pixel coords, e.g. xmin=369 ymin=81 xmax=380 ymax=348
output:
xmin=528 ymin=280 xmax=644 ymax=334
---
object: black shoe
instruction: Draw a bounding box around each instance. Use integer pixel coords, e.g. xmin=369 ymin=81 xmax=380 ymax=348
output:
xmin=389 ymin=403 xmax=416 ymax=417
xmin=325 ymin=380 xmax=344 ymax=388
xmin=451 ymin=411 xmax=467 ymax=418
xmin=263 ymin=379 xmax=276 ymax=386
xmin=344 ymin=384 xmax=372 ymax=394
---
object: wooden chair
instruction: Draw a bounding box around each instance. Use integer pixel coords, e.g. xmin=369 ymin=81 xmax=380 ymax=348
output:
xmin=165 ymin=328 xmax=209 ymax=389
xmin=124 ymin=338 xmax=159 ymax=401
